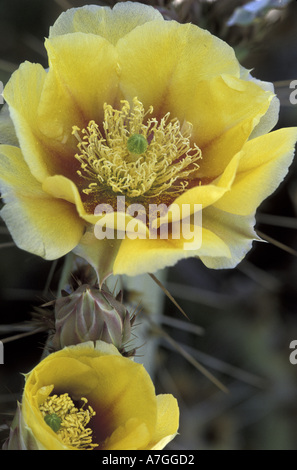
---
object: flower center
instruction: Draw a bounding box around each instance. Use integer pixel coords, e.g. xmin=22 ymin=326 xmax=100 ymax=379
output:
xmin=72 ymin=97 xmax=202 ymax=201
xmin=126 ymin=133 xmax=148 ymax=155
xmin=40 ymin=392 xmax=98 ymax=450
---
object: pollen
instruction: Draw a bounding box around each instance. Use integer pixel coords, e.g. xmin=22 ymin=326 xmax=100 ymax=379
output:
xmin=40 ymin=392 xmax=98 ymax=450
xmin=72 ymin=97 xmax=202 ymax=199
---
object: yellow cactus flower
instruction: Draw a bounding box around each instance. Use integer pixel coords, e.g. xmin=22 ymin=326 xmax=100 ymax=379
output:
xmin=4 ymin=341 xmax=179 ymax=450
xmin=0 ymin=2 xmax=296 ymax=278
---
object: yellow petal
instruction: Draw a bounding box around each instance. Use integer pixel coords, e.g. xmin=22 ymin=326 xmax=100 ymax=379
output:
xmin=3 ymin=34 xmax=119 ymax=184
xmin=109 ymin=154 xmax=240 ymax=276
xmin=170 ymin=151 xmax=241 ymax=220
xmin=117 ymin=20 xmax=239 ymax=118
xmin=42 ymin=33 xmax=119 ymax=139
xmin=41 ymin=344 xmax=157 ymax=445
xmin=103 ymin=419 xmax=151 ymax=450
xmin=241 ymin=69 xmax=280 ymax=139
xmin=214 ymin=127 xmax=297 ymax=215
xmin=42 ymin=174 xmax=96 ymax=223
xmin=70 ymin=340 xmax=122 ymax=358
xmin=146 ymin=394 xmax=179 ymax=450
xmin=113 ymin=227 xmax=230 ymax=277
xmin=81 ymin=356 xmax=157 ymax=447
xmin=200 ymin=207 xmax=258 ymax=269
xmin=42 ymin=174 xmax=150 ymax=239
xmin=73 ymin=230 xmax=122 ymax=286
xmin=0 ymin=145 xmax=85 ymax=259
xmin=28 ymin=357 xmax=100 ymax=401
xmin=3 ymin=62 xmax=81 ymax=183
xmin=3 ymin=63 xmax=51 ymax=181
xmin=196 ymin=75 xmax=273 ymax=178
xmin=49 ymin=2 xmax=164 ymax=44
xmin=117 ymin=22 xmax=271 ymax=178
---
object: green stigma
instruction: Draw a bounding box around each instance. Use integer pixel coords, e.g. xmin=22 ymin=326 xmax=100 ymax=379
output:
xmin=44 ymin=413 xmax=62 ymax=433
xmin=127 ymin=134 xmax=148 ymax=154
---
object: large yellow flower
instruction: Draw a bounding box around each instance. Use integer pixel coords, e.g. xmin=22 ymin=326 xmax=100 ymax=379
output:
xmin=0 ymin=2 xmax=296 ymax=278
xmin=4 ymin=341 xmax=179 ymax=450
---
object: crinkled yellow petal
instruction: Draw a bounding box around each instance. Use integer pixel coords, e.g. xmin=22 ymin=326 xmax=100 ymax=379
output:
xmin=214 ymin=127 xmax=297 ymax=216
xmin=170 ymin=152 xmax=241 ymax=222
xmin=42 ymin=175 xmax=79 ymax=206
xmin=113 ymin=227 xmax=230 ymax=277
xmin=117 ymin=20 xmax=239 ymax=119
xmin=240 ymin=67 xmax=280 ymax=139
xmin=0 ymin=145 xmax=85 ymax=259
xmin=42 ymin=174 xmax=97 ymax=224
xmin=196 ymin=75 xmax=273 ymax=178
xmin=49 ymin=2 xmax=164 ymax=44
xmin=146 ymin=394 xmax=179 ymax=450
xmin=200 ymin=207 xmax=258 ymax=269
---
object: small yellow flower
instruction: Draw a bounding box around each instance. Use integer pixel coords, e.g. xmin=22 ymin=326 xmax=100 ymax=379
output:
xmin=0 ymin=2 xmax=296 ymax=277
xmin=5 ymin=341 xmax=179 ymax=450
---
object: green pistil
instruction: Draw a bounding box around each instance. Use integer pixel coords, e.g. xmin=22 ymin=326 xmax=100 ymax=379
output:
xmin=44 ymin=413 xmax=62 ymax=432
xmin=127 ymin=134 xmax=148 ymax=154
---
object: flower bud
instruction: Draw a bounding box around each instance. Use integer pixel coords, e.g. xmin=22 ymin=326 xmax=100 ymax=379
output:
xmin=52 ymin=285 xmax=133 ymax=354
xmin=2 ymin=403 xmax=39 ymax=450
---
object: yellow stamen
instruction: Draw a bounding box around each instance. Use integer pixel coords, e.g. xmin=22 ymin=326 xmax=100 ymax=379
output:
xmin=40 ymin=392 xmax=98 ymax=450
xmin=72 ymin=97 xmax=202 ymax=199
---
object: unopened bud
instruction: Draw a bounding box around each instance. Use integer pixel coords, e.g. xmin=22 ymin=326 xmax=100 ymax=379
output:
xmin=52 ymin=285 xmax=133 ymax=354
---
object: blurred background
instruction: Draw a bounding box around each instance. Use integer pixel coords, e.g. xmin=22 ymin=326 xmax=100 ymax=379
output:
xmin=0 ymin=0 xmax=297 ymax=450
